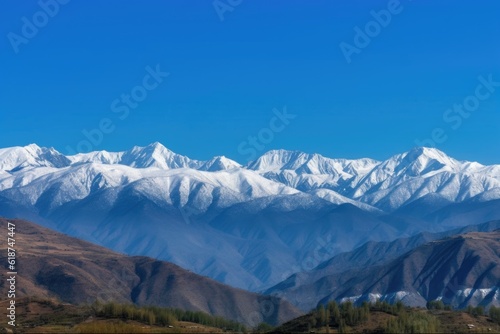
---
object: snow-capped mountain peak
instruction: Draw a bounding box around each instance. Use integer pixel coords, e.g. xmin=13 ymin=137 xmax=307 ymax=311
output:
xmin=247 ymin=149 xmax=380 ymax=176
xmin=1 ymin=143 xmax=499 ymax=212
xmin=198 ymin=156 xmax=241 ymax=171
xmin=401 ymin=147 xmax=460 ymax=174
xmin=0 ymin=144 xmax=70 ymax=171
xmin=246 ymin=149 xmax=312 ymax=172
xmin=68 ymin=150 xmax=122 ymax=165
xmin=69 ymin=142 xmax=201 ymax=170
xmin=121 ymin=142 xmax=194 ymax=169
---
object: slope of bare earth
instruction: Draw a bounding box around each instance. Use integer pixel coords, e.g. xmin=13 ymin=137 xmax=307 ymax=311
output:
xmin=0 ymin=218 xmax=301 ymax=326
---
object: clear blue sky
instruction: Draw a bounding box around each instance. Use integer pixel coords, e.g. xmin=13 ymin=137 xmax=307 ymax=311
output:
xmin=1 ymin=0 xmax=499 ymax=164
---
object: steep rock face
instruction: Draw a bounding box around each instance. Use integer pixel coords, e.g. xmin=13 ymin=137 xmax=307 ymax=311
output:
xmin=267 ymin=228 xmax=500 ymax=311
xmin=0 ymin=218 xmax=301 ymax=326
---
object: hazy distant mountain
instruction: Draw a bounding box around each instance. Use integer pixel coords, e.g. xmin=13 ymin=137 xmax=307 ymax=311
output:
xmin=268 ymin=226 xmax=500 ymax=311
xmin=1 ymin=143 xmax=500 ymax=291
xmin=0 ymin=218 xmax=300 ymax=326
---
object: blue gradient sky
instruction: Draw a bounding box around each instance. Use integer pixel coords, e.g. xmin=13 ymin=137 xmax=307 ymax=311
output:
xmin=1 ymin=0 xmax=499 ymax=164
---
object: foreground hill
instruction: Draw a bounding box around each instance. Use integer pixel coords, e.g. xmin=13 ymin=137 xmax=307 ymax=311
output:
xmin=272 ymin=300 xmax=500 ymax=333
xmin=0 ymin=218 xmax=300 ymax=326
xmin=268 ymin=229 xmax=500 ymax=311
xmin=0 ymin=297 xmax=244 ymax=333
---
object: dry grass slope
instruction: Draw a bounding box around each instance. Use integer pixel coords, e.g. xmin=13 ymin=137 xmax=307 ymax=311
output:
xmin=0 ymin=218 xmax=301 ymax=327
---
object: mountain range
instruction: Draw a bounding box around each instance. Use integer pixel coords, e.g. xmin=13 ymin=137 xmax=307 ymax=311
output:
xmin=0 ymin=218 xmax=300 ymax=327
xmin=267 ymin=220 xmax=500 ymax=311
xmin=2 ymin=216 xmax=498 ymax=328
xmin=1 ymin=143 xmax=500 ymax=292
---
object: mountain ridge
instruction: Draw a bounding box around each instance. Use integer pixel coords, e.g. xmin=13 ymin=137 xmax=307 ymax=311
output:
xmin=1 ymin=143 xmax=500 ymax=291
xmin=2 ymin=143 xmax=499 ymax=212
xmin=266 ymin=220 xmax=500 ymax=310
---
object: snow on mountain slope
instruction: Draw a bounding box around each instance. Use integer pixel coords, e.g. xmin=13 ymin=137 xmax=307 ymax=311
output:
xmin=69 ymin=143 xmax=242 ymax=172
xmin=246 ymin=147 xmax=500 ymax=211
xmin=351 ymin=147 xmax=465 ymax=197
xmin=5 ymin=144 xmax=499 ymax=213
xmin=0 ymin=162 xmax=298 ymax=214
xmin=121 ymin=168 xmax=300 ymax=212
xmin=68 ymin=150 xmax=122 ymax=165
xmin=69 ymin=142 xmax=203 ymax=169
xmin=0 ymin=144 xmax=71 ymax=171
xmin=1 ymin=163 xmax=139 ymax=207
xmin=310 ymin=188 xmax=381 ymax=213
xmin=121 ymin=142 xmax=202 ymax=169
xmin=198 ymin=156 xmax=241 ymax=171
xmin=1 ymin=143 xmax=499 ymax=226
xmin=247 ymin=149 xmax=378 ymax=181
xmin=351 ymin=147 xmax=500 ymax=210
xmin=246 ymin=150 xmax=381 ymax=210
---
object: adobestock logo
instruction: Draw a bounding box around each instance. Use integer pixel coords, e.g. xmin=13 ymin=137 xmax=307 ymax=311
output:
xmin=237 ymin=106 xmax=296 ymax=162
xmin=339 ymin=0 xmax=405 ymax=64
xmin=213 ymin=0 xmax=242 ymax=21
xmin=279 ymin=234 xmax=339 ymax=283
xmin=110 ymin=65 xmax=169 ymax=121
xmin=7 ymin=0 xmax=70 ymax=54
xmin=415 ymin=74 xmax=500 ymax=148
xmin=65 ymin=65 xmax=169 ymax=155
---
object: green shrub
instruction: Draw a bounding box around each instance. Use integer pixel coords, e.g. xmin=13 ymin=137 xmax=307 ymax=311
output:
xmin=490 ymin=305 xmax=500 ymax=324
